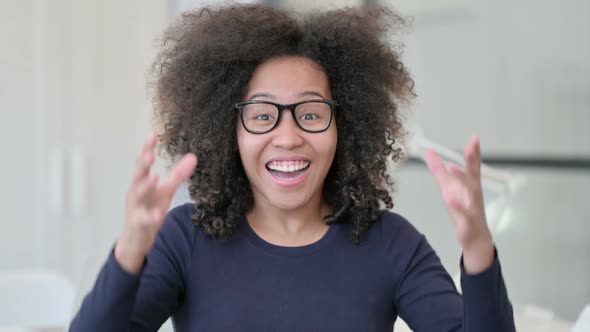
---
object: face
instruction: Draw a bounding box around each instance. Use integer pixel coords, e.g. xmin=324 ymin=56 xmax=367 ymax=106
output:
xmin=236 ymin=56 xmax=338 ymax=213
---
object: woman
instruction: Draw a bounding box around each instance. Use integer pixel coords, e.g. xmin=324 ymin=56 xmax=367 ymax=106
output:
xmin=70 ymin=4 xmax=515 ymax=331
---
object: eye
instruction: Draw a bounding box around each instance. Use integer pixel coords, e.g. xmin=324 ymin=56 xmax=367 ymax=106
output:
xmin=300 ymin=113 xmax=320 ymax=120
xmin=255 ymin=114 xmax=273 ymax=121
xmin=243 ymin=103 xmax=277 ymax=122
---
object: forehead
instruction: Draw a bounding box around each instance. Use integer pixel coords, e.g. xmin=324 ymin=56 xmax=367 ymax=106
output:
xmin=244 ymin=56 xmax=332 ymax=100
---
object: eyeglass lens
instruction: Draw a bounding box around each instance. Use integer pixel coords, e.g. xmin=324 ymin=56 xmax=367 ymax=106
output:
xmin=241 ymin=102 xmax=331 ymax=133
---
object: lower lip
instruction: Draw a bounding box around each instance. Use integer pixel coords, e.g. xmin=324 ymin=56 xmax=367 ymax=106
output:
xmin=267 ymin=166 xmax=310 ymax=187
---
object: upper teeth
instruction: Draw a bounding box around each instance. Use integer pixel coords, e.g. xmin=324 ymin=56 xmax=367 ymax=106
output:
xmin=267 ymin=160 xmax=310 ymax=172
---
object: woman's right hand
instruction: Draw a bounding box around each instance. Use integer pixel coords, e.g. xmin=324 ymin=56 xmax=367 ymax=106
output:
xmin=115 ymin=133 xmax=197 ymax=274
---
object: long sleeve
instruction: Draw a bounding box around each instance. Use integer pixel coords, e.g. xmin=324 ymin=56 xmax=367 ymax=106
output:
xmin=394 ymin=233 xmax=516 ymax=332
xmin=69 ymin=205 xmax=195 ymax=332
xmin=460 ymin=248 xmax=515 ymax=331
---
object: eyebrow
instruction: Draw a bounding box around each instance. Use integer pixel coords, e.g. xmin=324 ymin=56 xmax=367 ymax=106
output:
xmin=248 ymin=91 xmax=325 ymax=100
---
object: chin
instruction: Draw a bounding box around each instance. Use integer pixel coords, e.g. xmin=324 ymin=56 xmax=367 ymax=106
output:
xmin=267 ymin=193 xmax=311 ymax=212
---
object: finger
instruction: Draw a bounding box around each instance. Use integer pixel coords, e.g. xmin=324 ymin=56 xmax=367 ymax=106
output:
xmin=447 ymin=163 xmax=467 ymax=183
xmin=445 ymin=195 xmax=470 ymax=222
xmin=440 ymin=176 xmax=469 ymax=206
xmin=159 ymin=153 xmax=198 ymax=198
xmin=448 ymin=163 xmax=482 ymax=207
xmin=132 ymin=151 xmax=155 ymax=185
xmin=424 ymin=149 xmax=450 ymax=189
xmin=132 ymin=134 xmax=158 ymax=185
xmin=143 ymin=132 xmax=157 ymax=155
xmin=135 ymin=133 xmax=157 ymax=165
xmin=132 ymin=172 xmax=159 ymax=205
xmin=464 ymin=135 xmax=481 ymax=179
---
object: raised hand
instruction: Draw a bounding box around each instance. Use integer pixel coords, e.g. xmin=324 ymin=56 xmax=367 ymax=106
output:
xmin=424 ymin=136 xmax=494 ymax=274
xmin=115 ymin=133 xmax=197 ymax=274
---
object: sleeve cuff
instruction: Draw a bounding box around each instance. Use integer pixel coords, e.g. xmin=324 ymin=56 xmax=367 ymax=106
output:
xmin=459 ymin=246 xmax=516 ymax=330
xmin=104 ymin=246 xmax=144 ymax=287
xmin=459 ymin=246 xmax=502 ymax=299
xmin=459 ymin=246 xmax=500 ymax=278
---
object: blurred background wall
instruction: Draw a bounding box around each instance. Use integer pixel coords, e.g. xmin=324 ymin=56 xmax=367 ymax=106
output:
xmin=0 ymin=0 xmax=588 ymax=330
xmin=0 ymin=0 xmax=168 ymax=306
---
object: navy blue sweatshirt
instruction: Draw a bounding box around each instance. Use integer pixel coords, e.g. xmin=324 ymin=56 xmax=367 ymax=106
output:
xmin=70 ymin=203 xmax=515 ymax=331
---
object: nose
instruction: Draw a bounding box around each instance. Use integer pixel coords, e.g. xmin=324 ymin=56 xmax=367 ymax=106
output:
xmin=271 ymin=110 xmax=304 ymax=149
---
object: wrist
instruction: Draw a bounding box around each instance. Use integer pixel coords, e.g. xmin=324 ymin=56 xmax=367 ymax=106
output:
xmin=462 ymin=234 xmax=495 ymax=275
xmin=114 ymin=240 xmax=146 ymax=275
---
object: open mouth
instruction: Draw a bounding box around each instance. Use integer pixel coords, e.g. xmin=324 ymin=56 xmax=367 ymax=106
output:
xmin=266 ymin=160 xmax=311 ymax=180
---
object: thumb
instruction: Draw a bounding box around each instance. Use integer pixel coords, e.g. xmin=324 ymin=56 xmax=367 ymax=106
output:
xmin=159 ymin=153 xmax=197 ymax=198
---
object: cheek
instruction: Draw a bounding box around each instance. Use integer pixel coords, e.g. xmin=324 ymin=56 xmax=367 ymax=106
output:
xmin=236 ymin=128 xmax=265 ymax=173
xmin=236 ymin=120 xmax=253 ymax=156
xmin=236 ymin=126 xmax=251 ymax=168
xmin=312 ymin=128 xmax=338 ymax=168
xmin=236 ymin=124 xmax=245 ymax=152
xmin=325 ymin=126 xmax=338 ymax=158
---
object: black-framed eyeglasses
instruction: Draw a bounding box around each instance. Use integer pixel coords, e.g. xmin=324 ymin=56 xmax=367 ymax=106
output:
xmin=233 ymin=99 xmax=338 ymax=134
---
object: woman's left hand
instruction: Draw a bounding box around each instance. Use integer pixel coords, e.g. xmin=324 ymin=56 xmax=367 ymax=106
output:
xmin=425 ymin=136 xmax=495 ymax=274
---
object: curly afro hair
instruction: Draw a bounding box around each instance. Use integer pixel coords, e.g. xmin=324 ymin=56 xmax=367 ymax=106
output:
xmin=150 ymin=3 xmax=415 ymax=244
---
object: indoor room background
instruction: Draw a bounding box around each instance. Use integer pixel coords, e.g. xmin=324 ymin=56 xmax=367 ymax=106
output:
xmin=1 ymin=0 xmax=588 ymax=331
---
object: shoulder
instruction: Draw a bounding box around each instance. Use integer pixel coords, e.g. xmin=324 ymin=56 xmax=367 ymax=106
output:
xmin=167 ymin=202 xmax=196 ymax=224
xmin=157 ymin=203 xmax=198 ymax=249
xmin=372 ymin=210 xmax=424 ymax=244
xmin=368 ymin=210 xmax=430 ymax=264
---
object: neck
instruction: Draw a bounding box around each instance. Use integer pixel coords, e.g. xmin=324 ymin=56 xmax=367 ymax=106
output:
xmin=246 ymin=191 xmax=331 ymax=246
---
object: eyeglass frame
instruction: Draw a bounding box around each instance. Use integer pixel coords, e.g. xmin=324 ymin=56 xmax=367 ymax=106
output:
xmin=233 ymin=99 xmax=338 ymax=134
